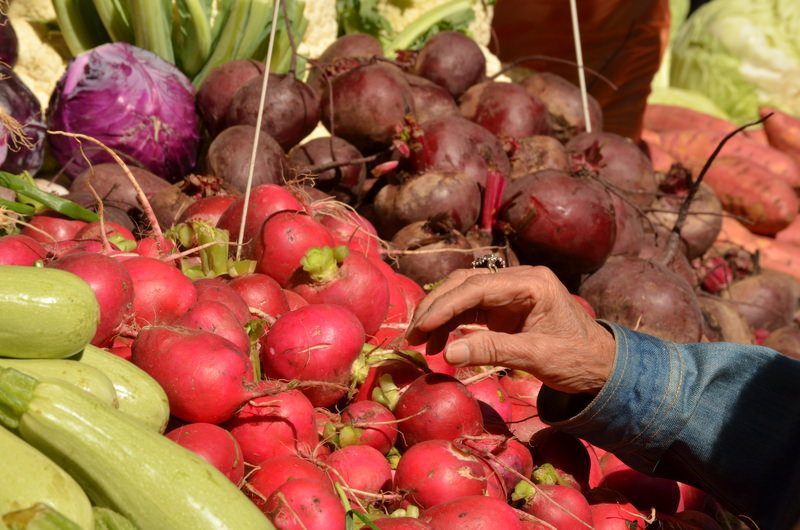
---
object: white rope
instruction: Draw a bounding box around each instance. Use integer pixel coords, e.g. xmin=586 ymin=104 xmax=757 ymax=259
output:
xmin=236 ymin=0 xmax=283 ymax=260
xmin=568 ymin=0 xmax=592 ymax=133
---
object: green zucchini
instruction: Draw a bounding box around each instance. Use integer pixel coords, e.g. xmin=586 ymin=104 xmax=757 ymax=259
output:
xmin=0 ymin=368 xmax=275 ymax=530
xmin=91 ymin=508 xmax=136 ymax=530
xmin=0 ymin=267 xmax=99 ymax=359
xmin=0 ymin=359 xmax=117 ymax=408
xmin=0 ymin=428 xmax=93 ymax=530
xmin=3 ymin=504 xmax=82 ymax=530
xmin=72 ymin=345 xmax=169 ymax=433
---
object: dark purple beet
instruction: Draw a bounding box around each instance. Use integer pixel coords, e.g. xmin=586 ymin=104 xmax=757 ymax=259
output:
xmin=609 ymin=193 xmax=645 ymax=257
xmin=321 ymin=63 xmax=415 ymax=153
xmin=509 ymin=136 xmax=569 ymax=180
xmin=405 ymin=74 xmax=459 ymax=124
xmin=459 ymin=81 xmax=550 ymax=139
xmin=390 ymin=220 xmax=474 ymax=287
xmin=205 ymin=125 xmax=287 ymax=192
xmin=567 ymin=131 xmax=658 ymax=207
xmin=0 ymin=65 xmax=45 ymax=175
xmin=374 ymin=169 xmax=481 ymax=238
xmin=69 ymin=163 xmax=171 ymax=214
xmin=287 ymin=136 xmax=366 ymax=203
xmin=306 ymin=34 xmax=384 ymax=96
xmin=409 ymin=115 xmax=510 ymax=186
xmin=501 ymin=170 xmax=617 ymax=274
xmin=413 ymin=31 xmax=486 ymax=98
xmin=196 ymin=59 xmax=265 ymax=135
xmin=226 ymin=73 xmax=320 ymax=151
xmin=520 ymin=72 xmax=603 ymax=142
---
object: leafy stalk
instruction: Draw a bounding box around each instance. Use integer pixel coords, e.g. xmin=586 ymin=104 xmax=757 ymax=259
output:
xmin=0 ymin=172 xmax=99 ymax=222
xmin=0 ymin=198 xmax=34 ymax=215
xmin=91 ymin=0 xmax=134 ymax=43
xmin=130 ymin=0 xmax=175 ymax=63
xmin=0 ymin=368 xmax=37 ymax=431
xmin=3 ymin=503 xmax=83 ymax=530
xmin=173 ymin=0 xmax=213 ymax=77
xmin=385 ymin=0 xmax=472 ymax=55
xmin=52 ymin=0 xmax=110 ymax=56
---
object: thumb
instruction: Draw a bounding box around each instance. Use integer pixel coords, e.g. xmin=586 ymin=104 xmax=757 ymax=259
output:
xmin=443 ymin=330 xmax=531 ymax=368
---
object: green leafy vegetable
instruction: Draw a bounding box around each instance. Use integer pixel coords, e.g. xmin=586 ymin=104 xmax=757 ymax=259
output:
xmin=0 ymin=172 xmax=99 ymax=222
xmin=403 ymin=5 xmax=474 ymax=50
xmin=336 ymin=0 xmax=394 ymax=42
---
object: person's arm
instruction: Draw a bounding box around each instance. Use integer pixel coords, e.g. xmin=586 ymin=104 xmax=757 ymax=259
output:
xmin=538 ymin=322 xmax=800 ymax=530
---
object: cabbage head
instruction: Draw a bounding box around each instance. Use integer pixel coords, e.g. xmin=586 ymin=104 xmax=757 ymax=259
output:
xmin=670 ymin=0 xmax=800 ymax=123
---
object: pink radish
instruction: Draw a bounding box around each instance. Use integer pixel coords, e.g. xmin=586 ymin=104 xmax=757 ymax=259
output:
xmin=229 ymin=273 xmax=289 ymax=319
xmin=370 ymin=258 xmax=410 ymax=323
xmin=339 ymin=400 xmax=398 ymax=454
xmin=289 ymin=246 xmax=390 ymax=335
xmin=132 ymin=325 xmax=258 ymax=423
xmin=122 ymin=256 xmax=196 ymax=326
xmin=373 ymin=518 xmax=432 ymax=529
xmin=599 ymin=452 xmax=681 ymax=513
xmin=521 ymin=484 xmax=594 ymax=530
xmin=488 ymin=438 xmax=534 ymax=495
xmin=316 ymin=209 xmax=381 ymax=259
xmin=325 ymin=445 xmax=392 ymax=499
xmin=396 ymin=273 xmax=425 ymax=310
xmin=394 ymin=439 xmax=486 ymax=509
xmin=21 ymin=214 xmax=86 ymax=247
xmin=194 ymin=277 xmax=251 ymax=325
xmin=176 ymin=299 xmax=250 ymax=354
xmin=394 ymin=373 xmax=483 ymax=447
xmin=466 ymin=375 xmax=513 ymax=423
xmin=134 ymin=236 xmax=177 ymax=259
xmin=50 ymin=251 xmax=134 ymax=347
xmin=0 ymin=234 xmax=47 ymax=265
xmin=481 ymin=459 xmax=508 ymax=500
xmin=218 ymin=184 xmax=303 ymax=258
xmin=262 ymin=304 xmax=365 ymax=407
xmin=225 ymin=390 xmax=319 ymax=464
xmin=247 ymin=455 xmax=331 ymax=504
xmin=421 ymin=495 xmax=524 ymax=529
xmin=165 ymin=422 xmax=245 ymax=484
xmin=530 ymin=429 xmax=592 ymax=491
xmin=500 ymin=372 xmax=547 ymax=443
xmin=283 ymin=290 xmax=308 ymax=311
xmin=255 ymin=211 xmax=336 ymax=286
xmin=264 ymin=478 xmax=346 ymax=529
xmin=179 ymin=195 xmax=238 ymax=226
xmin=590 ymin=502 xmax=646 ymax=530
xmin=75 ymin=220 xmax=135 ymax=243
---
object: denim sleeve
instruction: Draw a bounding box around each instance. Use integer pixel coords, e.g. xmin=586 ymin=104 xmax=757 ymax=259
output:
xmin=537 ymin=322 xmax=800 ymax=530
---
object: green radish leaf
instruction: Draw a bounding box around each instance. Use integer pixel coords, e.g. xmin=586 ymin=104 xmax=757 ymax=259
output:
xmin=0 ymin=199 xmax=34 ymax=215
xmin=0 ymin=172 xmax=99 ymax=222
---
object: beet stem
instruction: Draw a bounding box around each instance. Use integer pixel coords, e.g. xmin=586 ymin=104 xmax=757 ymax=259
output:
xmin=568 ymin=0 xmax=592 ymax=133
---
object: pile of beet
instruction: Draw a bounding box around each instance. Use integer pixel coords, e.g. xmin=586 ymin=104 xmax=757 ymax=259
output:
xmin=1 ymin=29 xmax=796 ymax=530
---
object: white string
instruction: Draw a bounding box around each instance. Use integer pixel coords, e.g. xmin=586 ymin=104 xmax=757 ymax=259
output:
xmin=568 ymin=0 xmax=592 ymax=133
xmin=236 ymin=0 xmax=283 ymax=260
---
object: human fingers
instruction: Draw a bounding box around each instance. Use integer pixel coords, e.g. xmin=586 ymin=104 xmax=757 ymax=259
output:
xmin=442 ymin=329 xmax=539 ymax=371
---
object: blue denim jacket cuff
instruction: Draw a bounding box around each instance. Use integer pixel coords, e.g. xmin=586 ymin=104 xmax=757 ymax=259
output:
xmin=537 ymin=321 xmax=687 ymax=471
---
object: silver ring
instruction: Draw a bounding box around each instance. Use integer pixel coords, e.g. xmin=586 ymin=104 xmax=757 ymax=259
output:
xmin=472 ymin=253 xmax=507 ymax=273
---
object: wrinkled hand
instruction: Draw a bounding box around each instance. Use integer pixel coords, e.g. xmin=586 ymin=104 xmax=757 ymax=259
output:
xmin=406 ymin=266 xmax=616 ymax=395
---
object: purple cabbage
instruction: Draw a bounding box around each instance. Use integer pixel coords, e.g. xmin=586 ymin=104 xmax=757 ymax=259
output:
xmin=47 ymin=42 xmax=199 ymax=181
xmin=0 ymin=65 xmax=45 ymax=175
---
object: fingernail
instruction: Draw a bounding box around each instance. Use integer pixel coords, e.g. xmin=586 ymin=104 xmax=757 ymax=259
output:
xmin=445 ymin=341 xmax=470 ymax=366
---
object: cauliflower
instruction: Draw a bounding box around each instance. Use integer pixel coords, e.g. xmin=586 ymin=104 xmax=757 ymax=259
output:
xmin=479 ymin=44 xmax=510 ymax=83
xmin=297 ymin=0 xmax=339 ymax=59
xmin=378 ymin=0 xmax=494 ymax=47
xmin=8 ymin=17 xmax=67 ymax=110
xmin=8 ymin=0 xmax=55 ymax=21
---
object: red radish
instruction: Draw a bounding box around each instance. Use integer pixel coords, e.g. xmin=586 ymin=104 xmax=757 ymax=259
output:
xmin=50 ymin=251 xmax=134 ymax=347
xmin=599 ymin=452 xmax=681 ymax=513
xmin=176 ymin=300 xmax=250 ymax=354
xmin=194 ymin=278 xmax=251 ymax=325
xmin=178 ymin=195 xmax=238 ymax=226
xmin=677 ymin=483 xmax=710 ymax=512
xmin=165 ymin=422 xmax=244 ymax=484
xmin=500 ymin=372 xmax=547 ymax=443
xmin=467 ymin=375 xmax=513 ymax=423
xmin=396 ymin=273 xmax=425 ymax=310
xmin=480 ymin=459 xmax=508 ymax=500
xmin=424 ymin=350 xmax=457 ymax=376
xmin=394 ymin=439 xmax=486 ymax=509
xmin=289 ymin=246 xmax=390 ymax=335
xmin=530 ymin=429 xmax=592 ymax=491
xmin=572 ymin=295 xmax=597 ymax=319
xmin=262 ymin=304 xmax=365 ymax=407
xmin=317 ymin=209 xmax=380 ymax=259
xmin=225 ymin=391 xmax=319 ymax=464
xmin=325 ymin=445 xmax=392 ymax=498
xmin=75 ymin=220 xmax=135 ymax=243
xmin=521 ymin=484 xmax=594 ymax=530
xmin=264 ymin=478 xmax=346 ymax=530
xmin=134 ymin=236 xmax=177 ymax=259
xmin=247 ymin=455 xmax=331 ymax=504
xmin=339 ymin=400 xmax=398 ymax=454
xmin=132 ymin=326 xmax=258 ymax=423
xmin=581 ymin=441 xmax=605 ymax=489
xmin=394 ymin=373 xmax=483 ymax=447
xmin=283 ymin=290 xmax=308 ymax=311
xmin=21 ymin=214 xmax=87 ymax=247
xmin=228 ymin=273 xmax=289 ymax=319
xmin=217 ymin=184 xmax=303 ymax=257
xmin=0 ymin=234 xmax=47 ymax=265
xmin=488 ymin=438 xmax=534 ymax=495
xmin=255 ymin=211 xmax=336 ymax=286
xmin=109 ymin=336 xmax=133 ymax=361
xmin=590 ymin=502 xmax=646 ymax=530
xmin=121 ymin=257 xmax=197 ymax=326
xmin=421 ymin=495 xmax=524 ymax=530
xmin=373 ymin=518 xmax=432 ymax=529
xmin=370 ymin=258 xmax=410 ymax=323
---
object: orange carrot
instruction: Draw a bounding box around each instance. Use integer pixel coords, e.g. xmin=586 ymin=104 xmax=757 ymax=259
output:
xmin=761 ymin=107 xmax=800 ymax=166
xmin=641 ymin=139 xmax=675 ymax=173
xmin=760 ymin=241 xmax=800 ymax=282
xmin=644 ymin=104 xmax=736 ymax=134
xmin=717 ymin=216 xmax=772 ymax=252
xmin=776 ymin=215 xmax=800 ymax=247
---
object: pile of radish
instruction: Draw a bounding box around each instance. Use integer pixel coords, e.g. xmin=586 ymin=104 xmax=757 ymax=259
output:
xmin=1 ymin=23 xmax=799 ymax=530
